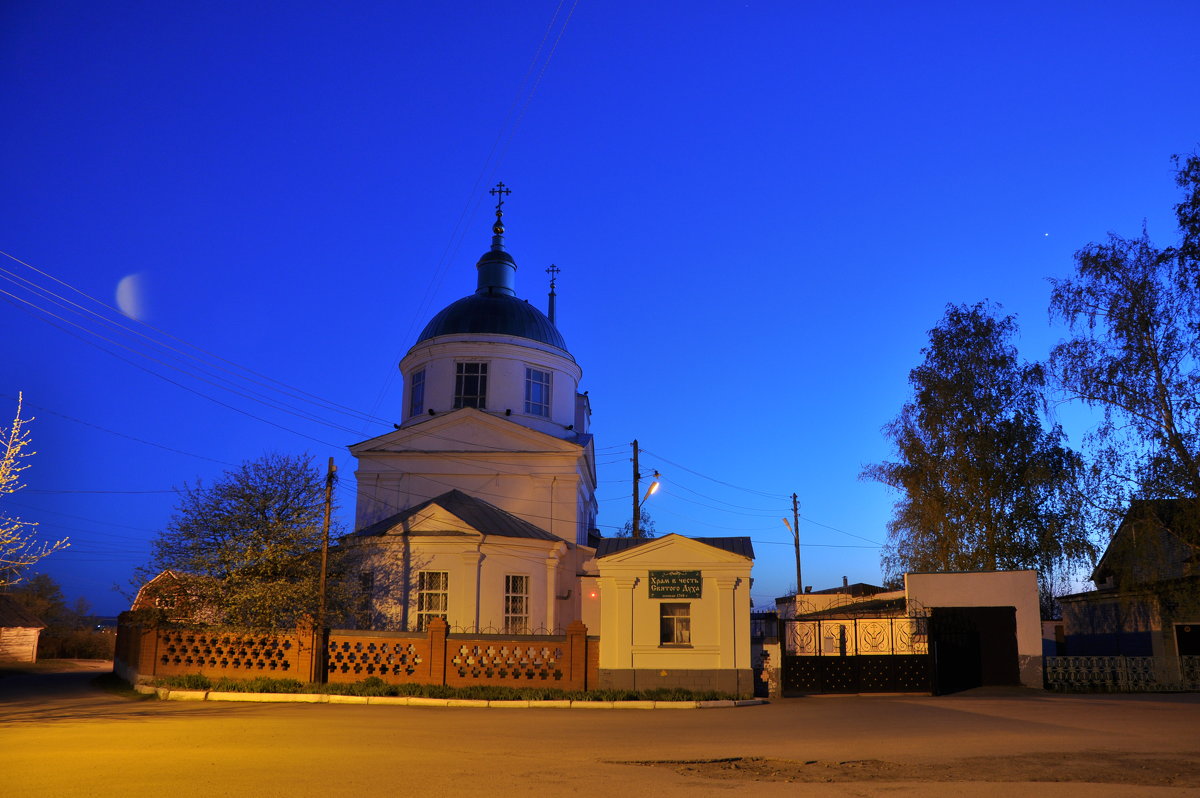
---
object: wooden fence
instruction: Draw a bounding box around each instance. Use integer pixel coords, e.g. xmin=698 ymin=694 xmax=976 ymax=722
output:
xmin=114 ymin=614 xmax=597 ymax=692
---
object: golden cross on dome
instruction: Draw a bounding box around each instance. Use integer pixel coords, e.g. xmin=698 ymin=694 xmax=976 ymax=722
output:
xmin=546 ymin=263 xmax=560 ymax=288
xmin=489 ymin=182 xmax=511 ymax=236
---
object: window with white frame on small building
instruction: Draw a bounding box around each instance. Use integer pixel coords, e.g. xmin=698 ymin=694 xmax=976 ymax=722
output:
xmin=409 ymin=369 xmax=425 ymax=417
xmin=416 ymin=571 xmax=448 ymax=631
xmin=504 ymin=574 xmax=530 ymax=633
xmin=453 ymin=362 xmax=487 ymax=409
xmin=524 ymin=367 xmax=551 ymax=417
xmin=660 ymin=603 xmax=691 ymax=646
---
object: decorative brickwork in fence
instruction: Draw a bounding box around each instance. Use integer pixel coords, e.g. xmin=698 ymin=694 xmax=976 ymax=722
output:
xmin=113 ymin=615 xmax=318 ymax=683
xmin=115 ymin=614 xmax=597 ymax=692
xmin=154 ymin=628 xmax=314 ymax=678
xmin=326 ymin=631 xmax=433 ymax=684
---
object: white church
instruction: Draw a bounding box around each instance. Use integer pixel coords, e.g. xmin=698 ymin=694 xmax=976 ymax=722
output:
xmin=339 ymin=186 xmax=755 ymax=695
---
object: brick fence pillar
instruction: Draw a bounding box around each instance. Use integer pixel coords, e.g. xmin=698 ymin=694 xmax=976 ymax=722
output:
xmin=296 ymin=622 xmax=320 ymax=684
xmin=426 ymin=617 xmax=449 ymax=686
xmin=566 ymin=621 xmax=588 ymax=691
xmin=139 ymin=621 xmax=161 ymax=680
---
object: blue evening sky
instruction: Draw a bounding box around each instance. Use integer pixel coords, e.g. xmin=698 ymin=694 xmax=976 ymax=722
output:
xmin=2 ymin=2 xmax=1198 ymax=615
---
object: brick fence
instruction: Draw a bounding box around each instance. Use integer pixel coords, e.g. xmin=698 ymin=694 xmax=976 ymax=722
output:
xmin=114 ymin=614 xmax=598 ymax=692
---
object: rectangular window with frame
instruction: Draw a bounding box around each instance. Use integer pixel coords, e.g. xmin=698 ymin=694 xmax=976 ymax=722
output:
xmin=504 ymin=574 xmax=530 ymax=634
xmin=409 ymin=369 xmax=425 ymax=417
xmin=454 ymin=362 xmax=487 ymax=409
xmin=660 ymin=602 xmax=692 ymax=646
xmin=524 ymin=367 xmax=551 ymax=417
xmin=416 ymin=570 xmax=449 ymax=631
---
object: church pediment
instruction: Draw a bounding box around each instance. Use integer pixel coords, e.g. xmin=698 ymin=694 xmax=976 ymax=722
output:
xmin=596 ymin=534 xmax=754 ymax=566
xmin=350 ymin=407 xmax=584 ymax=455
xmin=351 ymin=489 xmax=560 ymax=542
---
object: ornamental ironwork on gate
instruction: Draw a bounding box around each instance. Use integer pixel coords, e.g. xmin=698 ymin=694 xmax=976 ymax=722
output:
xmin=780 ymin=599 xmax=933 ymax=694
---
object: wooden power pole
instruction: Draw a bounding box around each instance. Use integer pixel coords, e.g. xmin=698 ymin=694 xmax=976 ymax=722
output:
xmin=317 ymin=456 xmax=336 ymax=630
xmin=632 ymin=439 xmax=642 ymax=539
xmin=791 ymin=493 xmax=803 ymax=596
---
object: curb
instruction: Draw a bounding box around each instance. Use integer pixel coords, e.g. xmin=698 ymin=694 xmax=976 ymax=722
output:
xmin=133 ymin=684 xmax=766 ymax=709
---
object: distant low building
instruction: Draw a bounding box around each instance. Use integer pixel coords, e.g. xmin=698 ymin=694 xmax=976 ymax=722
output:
xmin=130 ymin=569 xmax=220 ymax=624
xmin=0 ymin=594 xmax=46 ymax=663
xmin=1059 ymin=499 xmax=1200 ymax=662
xmin=774 ymin=570 xmax=1043 ymax=692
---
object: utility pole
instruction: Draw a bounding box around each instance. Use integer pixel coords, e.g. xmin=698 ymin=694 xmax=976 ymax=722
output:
xmin=317 ymin=457 xmax=336 ymax=632
xmin=632 ymin=439 xmax=642 ymax=539
xmin=792 ymin=493 xmax=803 ymax=596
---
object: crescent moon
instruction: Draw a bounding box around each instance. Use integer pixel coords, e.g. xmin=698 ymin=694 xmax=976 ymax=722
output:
xmin=116 ymin=273 xmax=145 ymax=320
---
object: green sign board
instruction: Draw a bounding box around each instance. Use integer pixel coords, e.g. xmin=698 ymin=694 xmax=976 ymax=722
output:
xmin=648 ymin=570 xmax=703 ymax=599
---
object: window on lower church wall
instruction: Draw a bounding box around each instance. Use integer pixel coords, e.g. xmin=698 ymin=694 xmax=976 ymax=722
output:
xmin=524 ymin=367 xmax=551 ymax=417
xmin=409 ymin=369 xmax=425 ymax=417
xmin=454 ymin=362 xmax=487 ymax=409
xmin=660 ymin=603 xmax=691 ymax=646
xmin=416 ymin=571 xmax=448 ymax=631
xmin=504 ymin=574 xmax=530 ymax=633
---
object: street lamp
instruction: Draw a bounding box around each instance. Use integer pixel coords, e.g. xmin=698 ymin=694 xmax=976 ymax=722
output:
xmin=781 ymin=492 xmax=802 ymax=597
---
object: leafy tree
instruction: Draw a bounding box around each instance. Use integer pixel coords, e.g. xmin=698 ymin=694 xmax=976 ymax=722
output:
xmin=138 ymin=453 xmax=340 ymax=629
xmin=616 ymin=509 xmax=656 ymax=539
xmin=9 ymin=572 xmax=72 ymax=626
xmin=1049 ymin=153 xmax=1200 ymax=543
xmin=1 ymin=393 xmax=68 ymax=587
xmin=863 ymin=302 xmax=1093 ymax=592
xmin=8 ymin=573 xmax=114 ymax=659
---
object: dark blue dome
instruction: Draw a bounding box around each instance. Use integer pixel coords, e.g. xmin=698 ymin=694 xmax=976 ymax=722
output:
xmin=416 ymin=293 xmax=569 ymax=351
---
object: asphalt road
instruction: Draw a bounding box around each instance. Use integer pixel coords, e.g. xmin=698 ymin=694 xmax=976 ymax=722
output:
xmin=3 ymin=662 xmax=1200 ymax=797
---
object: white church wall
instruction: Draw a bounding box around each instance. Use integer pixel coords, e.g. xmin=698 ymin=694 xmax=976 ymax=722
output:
xmin=400 ymin=337 xmax=581 ymax=436
xmin=345 ymin=535 xmax=590 ymax=634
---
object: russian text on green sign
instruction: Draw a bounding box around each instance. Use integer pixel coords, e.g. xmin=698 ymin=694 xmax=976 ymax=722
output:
xmin=648 ymin=570 xmax=702 ymax=598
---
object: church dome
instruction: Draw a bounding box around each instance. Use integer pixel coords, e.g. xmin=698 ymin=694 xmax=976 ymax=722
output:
xmin=416 ymin=292 xmax=568 ymax=351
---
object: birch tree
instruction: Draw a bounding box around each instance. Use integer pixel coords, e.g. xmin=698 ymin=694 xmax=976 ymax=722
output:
xmin=1049 ymin=153 xmax=1200 ymax=544
xmin=863 ymin=303 xmax=1092 ymax=590
xmin=1 ymin=393 xmax=68 ymax=587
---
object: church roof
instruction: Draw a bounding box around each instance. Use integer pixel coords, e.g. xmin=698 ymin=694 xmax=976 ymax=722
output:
xmin=595 ymin=536 xmax=755 ymax=559
xmin=415 ymin=292 xmax=568 ymax=351
xmin=350 ymin=489 xmax=559 ymax=542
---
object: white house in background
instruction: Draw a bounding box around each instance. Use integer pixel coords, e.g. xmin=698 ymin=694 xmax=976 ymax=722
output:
xmin=341 ymin=189 xmax=600 ymax=633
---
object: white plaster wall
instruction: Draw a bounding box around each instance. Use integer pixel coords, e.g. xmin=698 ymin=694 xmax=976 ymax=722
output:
xmin=344 ymin=536 xmax=589 ymax=633
xmin=904 ymin=570 xmax=1043 ymax=688
xmin=353 ymin=460 xmax=588 ymax=544
xmin=400 ymin=336 xmax=581 ymax=436
xmin=596 ymin=537 xmax=753 ymax=673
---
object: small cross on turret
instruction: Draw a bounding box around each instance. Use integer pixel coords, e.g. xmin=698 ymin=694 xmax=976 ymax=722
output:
xmin=546 ymin=264 xmax=560 ymax=324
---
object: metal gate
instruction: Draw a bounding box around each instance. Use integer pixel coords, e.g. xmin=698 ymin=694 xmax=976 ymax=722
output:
xmin=929 ymin=606 xmax=1020 ymax=694
xmin=780 ymin=614 xmax=933 ymax=694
